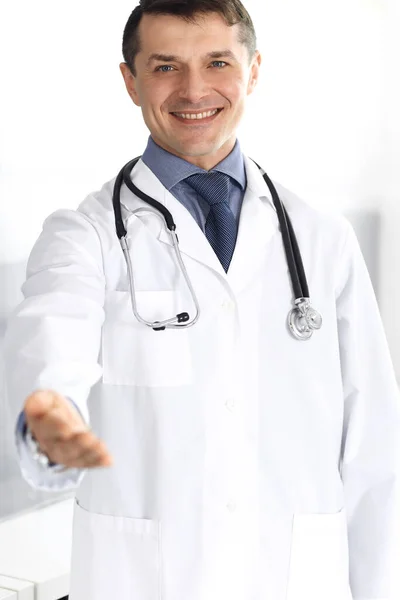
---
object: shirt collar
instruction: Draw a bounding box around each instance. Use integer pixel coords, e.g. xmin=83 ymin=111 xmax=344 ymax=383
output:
xmin=141 ymin=135 xmax=246 ymax=192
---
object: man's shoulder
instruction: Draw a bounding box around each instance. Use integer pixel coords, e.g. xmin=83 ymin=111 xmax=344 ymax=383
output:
xmin=272 ymin=180 xmax=351 ymax=241
xmin=75 ymin=175 xmax=117 ymax=224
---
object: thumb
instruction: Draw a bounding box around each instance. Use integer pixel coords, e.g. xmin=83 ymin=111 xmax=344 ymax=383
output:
xmin=25 ymin=389 xmax=58 ymax=419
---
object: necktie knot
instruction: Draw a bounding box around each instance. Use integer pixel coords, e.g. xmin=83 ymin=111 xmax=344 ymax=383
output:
xmin=185 ymin=171 xmax=230 ymax=207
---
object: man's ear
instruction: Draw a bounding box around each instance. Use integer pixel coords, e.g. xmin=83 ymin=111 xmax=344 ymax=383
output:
xmin=247 ymin=50 xmax=262 ymax=96
xmin=119 ymin=62 xmax=141 ymax=106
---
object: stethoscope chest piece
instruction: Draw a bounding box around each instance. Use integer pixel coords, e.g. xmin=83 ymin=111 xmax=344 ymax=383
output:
xmin=288 ymin=298 xmax=323 ymax=341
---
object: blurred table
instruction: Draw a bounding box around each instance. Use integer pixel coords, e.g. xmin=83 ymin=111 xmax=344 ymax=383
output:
xmin=0 ymin=499 xmax=74 ymax=600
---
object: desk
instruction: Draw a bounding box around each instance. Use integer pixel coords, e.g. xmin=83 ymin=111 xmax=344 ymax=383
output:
xmin=0 ymin=499 xmax=74 ymax=600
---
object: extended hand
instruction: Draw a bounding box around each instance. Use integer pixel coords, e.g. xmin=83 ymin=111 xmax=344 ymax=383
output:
xmin=24 ymin=390 xmax=113 ymax=469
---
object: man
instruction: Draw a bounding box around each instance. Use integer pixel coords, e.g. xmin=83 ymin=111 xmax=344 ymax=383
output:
xmin=4 ymin=1 xmax=400 ymax=599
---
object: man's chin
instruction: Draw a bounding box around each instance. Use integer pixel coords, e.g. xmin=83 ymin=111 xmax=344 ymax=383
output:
xmin=169 ymin=138 xmax=221 ymax=158
xmin=151 ymin=131 xmax=229 ymax=162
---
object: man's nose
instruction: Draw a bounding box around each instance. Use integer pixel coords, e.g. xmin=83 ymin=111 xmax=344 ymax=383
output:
xmin=177 ymin=69 xmax=210 ymax=104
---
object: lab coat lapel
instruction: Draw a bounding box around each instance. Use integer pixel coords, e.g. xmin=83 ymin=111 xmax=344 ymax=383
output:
xmin=226 ymin=155 xmax=278 ymax=294
xmin=120 ymin=155 xmax=278 ymax=285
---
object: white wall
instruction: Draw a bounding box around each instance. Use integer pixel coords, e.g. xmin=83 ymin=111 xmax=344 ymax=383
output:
xmin=0 ymin=0 xmax=399 ymax=513
xmin=380 ymin=0 xmax=400 ymax=379
xmin=241 ymin=0 xmax=386 ymax=214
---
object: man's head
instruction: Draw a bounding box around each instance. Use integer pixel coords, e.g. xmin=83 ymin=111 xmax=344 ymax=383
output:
xmin=120 ymin=0 xmax=261 ymax=170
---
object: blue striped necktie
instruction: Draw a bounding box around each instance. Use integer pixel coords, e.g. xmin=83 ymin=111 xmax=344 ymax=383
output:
xmin=185 ymin=172 xmax=238 ymax=272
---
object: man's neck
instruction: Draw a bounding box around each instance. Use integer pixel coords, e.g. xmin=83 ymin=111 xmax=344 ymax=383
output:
xmin=150 ymin=135 xmax=237 ymax=171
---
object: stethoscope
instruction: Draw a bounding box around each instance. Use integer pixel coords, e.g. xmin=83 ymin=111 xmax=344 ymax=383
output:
xmin=112 ymin=156 xmax=323 ymax=340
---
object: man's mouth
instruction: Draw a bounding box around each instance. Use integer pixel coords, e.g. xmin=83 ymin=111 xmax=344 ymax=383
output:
xmin=170 ymin=108 xmax=224 ymax=124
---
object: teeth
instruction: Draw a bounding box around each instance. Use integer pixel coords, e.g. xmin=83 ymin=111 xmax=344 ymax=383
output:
xmin=174 ymin=109 xmax=219 ymax=120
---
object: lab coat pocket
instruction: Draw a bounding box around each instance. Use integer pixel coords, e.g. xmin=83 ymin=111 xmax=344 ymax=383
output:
xmin=69 ymin=498 xmax=161 ymax=600
xmin=102 ymin=289 xmax=193 ymax=387
xmin=286 ymin=506 xmax=352 ymax=600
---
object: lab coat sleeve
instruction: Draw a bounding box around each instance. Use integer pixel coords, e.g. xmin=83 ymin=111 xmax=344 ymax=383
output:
xmin=336 ymin=220 xmax=400 ymax=600
xmin=3 ymin=208 xmax=106 ymax=491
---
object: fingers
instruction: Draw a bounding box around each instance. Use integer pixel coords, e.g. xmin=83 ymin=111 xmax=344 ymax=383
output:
xmin=41 ymin=431 xmax=113 ymax=468
xmin=29 ymin=405 xmax=88 ymax=446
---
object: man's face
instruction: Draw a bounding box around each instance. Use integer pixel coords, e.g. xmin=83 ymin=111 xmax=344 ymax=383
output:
xmin=120 ymin=12 xmax=261 ymax=169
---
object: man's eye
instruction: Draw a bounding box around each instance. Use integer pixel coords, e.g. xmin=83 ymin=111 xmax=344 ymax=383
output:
xmin=211 ymin=61 xmax=227 ymax=68
xmin=156 ymin=65 xmax=174 ymax=72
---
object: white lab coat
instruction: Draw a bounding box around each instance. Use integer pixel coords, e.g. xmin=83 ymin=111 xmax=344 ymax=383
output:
xmin=4 ymin=156 xmax=400 ymax=600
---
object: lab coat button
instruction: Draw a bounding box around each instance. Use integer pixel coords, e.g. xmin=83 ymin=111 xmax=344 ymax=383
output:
xmin=221 ymin=299 xmax=234 ymax=312
xmin=226 ymin=501 xmax=237 ymax=512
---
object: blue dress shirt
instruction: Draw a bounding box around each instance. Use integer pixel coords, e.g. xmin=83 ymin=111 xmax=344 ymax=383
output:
xmin=141 ymin=135 xmax=247 ymax=231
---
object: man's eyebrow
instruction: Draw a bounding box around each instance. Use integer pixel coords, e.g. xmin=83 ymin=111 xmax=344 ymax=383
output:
xmin=146 ymin=50 xmax=238 ymax=66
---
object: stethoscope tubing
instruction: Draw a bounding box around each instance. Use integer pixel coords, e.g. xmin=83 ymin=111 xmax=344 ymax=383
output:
xmin=112 ymin=156 xmax=322 ymax=339
xmin=250 ymin=159 xmax=309 ymax=300
xmin=114 ymin=156 xmax=309 ymax=302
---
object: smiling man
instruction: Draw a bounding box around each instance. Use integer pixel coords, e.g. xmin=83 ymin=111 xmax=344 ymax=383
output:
xmin=6 ymin=1 xmax=400 ymax=599
xmin=119 ymin=5 xmax=260 ymax=169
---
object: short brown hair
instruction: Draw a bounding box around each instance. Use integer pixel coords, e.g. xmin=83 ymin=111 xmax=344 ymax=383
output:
xmin=122 ymin=0 xmax=257 ymax=77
